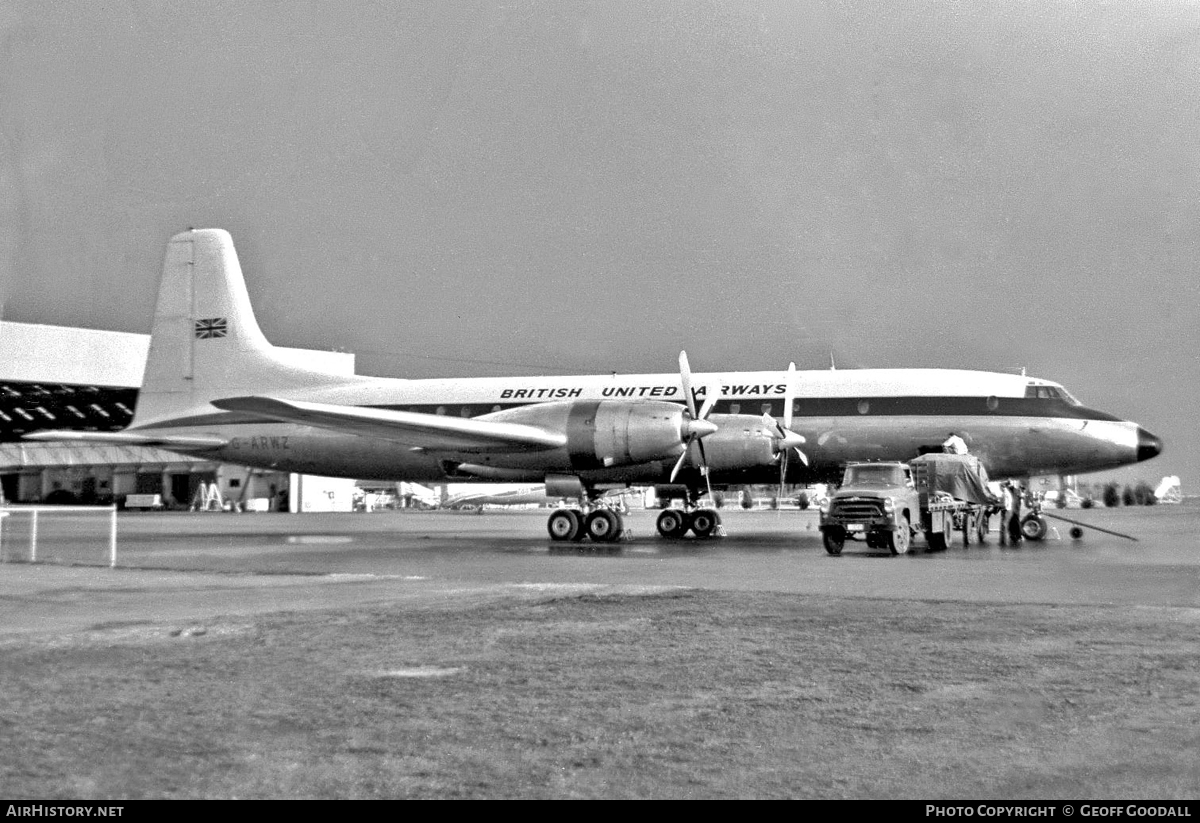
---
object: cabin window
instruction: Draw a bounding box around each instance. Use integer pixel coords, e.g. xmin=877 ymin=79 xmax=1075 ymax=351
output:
xmin=436 ymin=406 xmax=447 ymax=416
xmin=986 ymin=396 xmax=999 ymax=411
xmin=761 ymin=402 xmax=773 ymax=414
xmin=460 ymin=406 xmax=473 ymax=417
xmin=857 ymin=400 xmax=870 ymax=415
xmin=729 ymin=403 xmax=741 ymax=414
xmin=491 ymin=405 xmax=502 ymax=413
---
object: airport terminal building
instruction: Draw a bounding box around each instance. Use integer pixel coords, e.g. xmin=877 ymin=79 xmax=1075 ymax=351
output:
xmin=0 ymin=319 xmax=357 ymax=512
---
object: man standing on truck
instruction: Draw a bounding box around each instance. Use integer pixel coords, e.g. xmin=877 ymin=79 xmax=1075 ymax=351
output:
xmin=942 ymin=432 xmax=968 ymax=454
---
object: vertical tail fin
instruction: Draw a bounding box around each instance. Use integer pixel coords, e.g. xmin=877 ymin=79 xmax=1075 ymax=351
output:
xmin=133 ymin=229 xmax=358 ymax=426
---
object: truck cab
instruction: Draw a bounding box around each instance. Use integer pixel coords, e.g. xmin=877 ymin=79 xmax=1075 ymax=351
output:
xmin=818 ymin=461 xmax=918 ymax=555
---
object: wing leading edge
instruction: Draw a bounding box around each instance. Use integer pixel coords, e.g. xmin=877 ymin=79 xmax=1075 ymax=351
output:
xmin=211 ymin=396 xmax=567 ymax=453
xmin=22 ymin=431 xmax=229 ymax=450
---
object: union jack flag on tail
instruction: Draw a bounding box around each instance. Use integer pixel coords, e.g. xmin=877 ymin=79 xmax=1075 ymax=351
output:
xmin=194 ymin=317 xmax=228 ymax=339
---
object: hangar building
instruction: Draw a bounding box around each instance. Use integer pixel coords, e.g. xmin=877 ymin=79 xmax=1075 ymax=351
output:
xmin=0 ymin=319 xmax=357 ymax=511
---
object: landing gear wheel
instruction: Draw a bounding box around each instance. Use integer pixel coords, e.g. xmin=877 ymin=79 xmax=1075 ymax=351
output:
xmin=656 ymin=509 xmax=689 ymax=539
xmin=689 ymin=508 xmax=720 ymax=539
xmin=1021 ymin=514 xmax=1048 ymax=542
xmin=975 ymin=513 xmax=988 ymax=544
xmin=889 ymin=516 xmax=912 ymax=555
xmin=585 ymin=509 xmax=623 ymax=543
xmin=823 ymin=527 xmax=845 ymax=555
xmin=547 ymin=509 xmax=582 ymax=542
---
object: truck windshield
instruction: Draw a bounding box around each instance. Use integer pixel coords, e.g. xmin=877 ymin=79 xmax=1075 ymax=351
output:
xmin=843 ymin=465 xmax=906 ymax=485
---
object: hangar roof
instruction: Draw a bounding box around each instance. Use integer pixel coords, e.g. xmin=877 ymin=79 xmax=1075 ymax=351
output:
xmin=0 ymin=321 xmax=146 ymax=441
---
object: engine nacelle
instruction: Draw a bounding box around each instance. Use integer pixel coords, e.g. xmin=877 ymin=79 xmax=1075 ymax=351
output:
xmin=681 ymin=413 xmax=778 ymax=472
xmin=481 ymin=399 xmax=689 ymax=471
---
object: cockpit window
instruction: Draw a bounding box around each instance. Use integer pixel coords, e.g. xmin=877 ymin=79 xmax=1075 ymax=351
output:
xmin=1023 ymin=384 xmax=1081 ymax=405
xmin=1057 ymin=386 xmax=1082 ymax=405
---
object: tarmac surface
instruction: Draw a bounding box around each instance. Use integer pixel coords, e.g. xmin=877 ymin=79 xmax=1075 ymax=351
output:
xmin=2 ymin=504 xmax=1198 ymax=638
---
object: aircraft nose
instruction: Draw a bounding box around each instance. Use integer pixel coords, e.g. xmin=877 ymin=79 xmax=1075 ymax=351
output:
xmin=1136 ymin=427 xmax=1163 ymax=462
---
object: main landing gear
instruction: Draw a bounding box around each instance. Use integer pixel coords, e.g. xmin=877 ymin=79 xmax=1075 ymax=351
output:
xmin=655 ymin=506 xmax=722 ymax=540
xmin=546 ymin=503 xmax=627 ymax=544
xmin=545 ymin=488 xmax=724 ymax=544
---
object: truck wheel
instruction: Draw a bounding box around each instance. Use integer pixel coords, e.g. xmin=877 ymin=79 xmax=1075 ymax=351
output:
xmin=822 ymin=528 xmax=845 ymax=555
xmin=1021 ymin=514 xmax=1048 ymax=541
xmin=888 ymin=516 xmax=912 ymax=555
xmin=975 ymin=513 xmax=988 ymax=544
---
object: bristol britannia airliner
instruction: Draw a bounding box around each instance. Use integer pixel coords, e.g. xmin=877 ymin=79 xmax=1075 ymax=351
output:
xmin=27 ymin=230 xmax=1161 ymax=543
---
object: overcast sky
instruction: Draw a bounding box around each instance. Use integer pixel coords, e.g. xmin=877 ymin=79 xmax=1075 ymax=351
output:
xmin=1 ymin=1 xmax=1196 ymax=489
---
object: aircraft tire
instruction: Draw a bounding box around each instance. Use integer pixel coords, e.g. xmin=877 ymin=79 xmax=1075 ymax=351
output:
xmin=888 ymin=516 xmax=912 ymax=555
xmin=547 ymin=509 xmax=582 ymax=542
xmin=585 ymin=509 xmax=623 ymax=543
xmin=1021 ymin=514 xmax=1048 ymax=542
xmin=690 ymin=509 xmax=720 ymax=539
xmin=656 ymin=509 xmax=689 ymax=539
xmin=822 ymin=527 xmax=845 ymax=555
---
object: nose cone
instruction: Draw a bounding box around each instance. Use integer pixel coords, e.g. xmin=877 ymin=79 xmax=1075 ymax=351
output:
xmin=1136 ymin=427 xmax=1163 ymax=462
xmin=681 ymin=418 xmax=719 ymax=440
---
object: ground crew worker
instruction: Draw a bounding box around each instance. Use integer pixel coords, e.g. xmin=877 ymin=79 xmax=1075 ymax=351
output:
xmin=1005 ymin=481 xmax=1024 ymax=545
xmin=999 ymin=482 xmax=1010 ymax=545
xmin=942 ymin=432 xmax=968 ymax=454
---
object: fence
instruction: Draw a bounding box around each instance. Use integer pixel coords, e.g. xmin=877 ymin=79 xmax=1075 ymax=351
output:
xmin=0 ymin=505 xmax=118 ymax=567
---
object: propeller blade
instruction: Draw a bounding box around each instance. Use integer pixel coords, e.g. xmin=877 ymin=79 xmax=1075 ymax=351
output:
xmin=761 ymin=409 xmax=811 ymax=495
xmin=697 ymin=438 xmax=713 ymax=502
xmin=697 ymin=382 xmax=720 ymax=420
xmin=783 ymin=362 xmax=796 ymax=431
xmin=761 ymin=412 xmax=807 ymax=452
xmin=761 ymin=411 xmax=777 ymax=435
xmin=679 ymin=351 xmax=697 ymax=420
xmin=669 ymin=448 xmax=689 ymax=483
xmin=676 ymin=352 xmax=719 ymax=502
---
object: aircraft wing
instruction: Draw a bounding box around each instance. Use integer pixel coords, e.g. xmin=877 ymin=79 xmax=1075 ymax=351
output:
xmin=22 ymin=431 xmax=228 ymax=450
xmin=211 ymin=396 xmax=567 ymax=453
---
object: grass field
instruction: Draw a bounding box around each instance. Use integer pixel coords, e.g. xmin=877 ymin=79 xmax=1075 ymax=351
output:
xmin=2 ymin=589 xmax=1197 ymax=799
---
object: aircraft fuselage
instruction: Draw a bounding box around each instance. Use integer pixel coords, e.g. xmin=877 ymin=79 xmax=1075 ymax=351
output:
xmin=147 ymin=366 xmax=1160 ymax=484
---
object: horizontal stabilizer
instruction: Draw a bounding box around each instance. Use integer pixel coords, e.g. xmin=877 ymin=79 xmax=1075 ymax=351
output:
xmin=23 ymin=431 xmax=228 ymax=450
xmin=212 ymin=396 xmax=567 ymax=453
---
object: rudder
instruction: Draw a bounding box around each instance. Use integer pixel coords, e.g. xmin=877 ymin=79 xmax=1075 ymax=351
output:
xmin=133 ymin=229 xmax=358 ymax=426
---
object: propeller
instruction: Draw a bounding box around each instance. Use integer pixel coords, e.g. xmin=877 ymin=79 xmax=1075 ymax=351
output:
xmin=761 ymin=361 xmax=809 ymax=498
xmin=670 ymin=351 xmax=720 ymax=501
